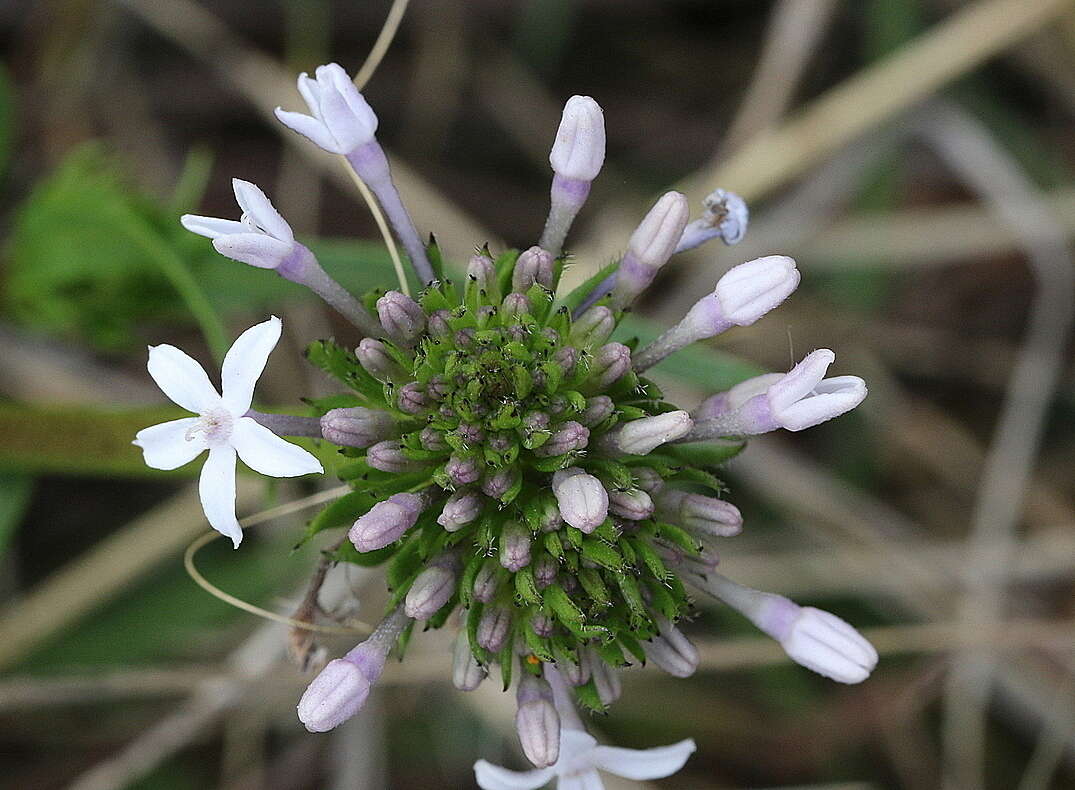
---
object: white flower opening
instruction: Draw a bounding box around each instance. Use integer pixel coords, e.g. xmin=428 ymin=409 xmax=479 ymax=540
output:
xmin=133 ymin=317 xmax=323 ymax=547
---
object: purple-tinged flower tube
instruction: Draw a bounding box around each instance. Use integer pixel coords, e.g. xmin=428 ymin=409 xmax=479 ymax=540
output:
xmin=551 ymin=346 xmax=578 ymax=375
xmin=642 ymin=616 xmax=699 ymax=678
xmin=600 ymin=411 xmax=693 ymax=456
xmin=631 ymin=466 xmax=665 ymax=495
xmin=552 ymin=468 xmax=609 ymax=533
xmin=182 ymin=180 xmax=382 ymax=336
xmin=540 ymin=96 xmax=605 ymax=256
xmin=632 ymin=255 xmax=799 ymax=371
xmin=499 ymin=521 xmax=532 ymax=572
xmin=533 ymin=555 xmax=558 ymax=589
xmin=675 ymin=188 xmax=749 ymax=252
xmin=607 ymin=487 xmax=655 ymax=521
xmin=437 ymin=489 xmax=482 ymax=531
xmin=467 ymin=253 xmax=497 ymax=292
xmin=320 ymin=406 xmax=395 ymax=448
xmin=589 ymin=343 xmax=631 ymax=389
xmin=579 ymin=395 xmax=614 ymax=427
xmin=609 ymin=191 xmax=690 ymax=309
xmin=447 ymin=454 xmax=482 ymax=486
xmin=427 ymin=309 xmax=452 ymax=339
xmin=689 ymin=350 xmax=867 ymax=439
xmin=297 ymin=607 xmax=409 ymax=732
xmin=397 ymin=382 xmax=429 ymax=415
xmin=531 ymin=612 xmax=555 ymax=637
xmin=377 ymin=291 xmax=427 ymax=347
xmin=472 ymin=559 xmax=501 ymax=603
xmin=452 ymin=630 xmax=487 ymax=691
xmin=483 ymin=467 xmax=520 ymax=501
xmin=349 ymin=492 xmax=425 ymax=552
xmin=569 ymin=306 xmax=615 ymax=347
xmin=533 ymin=421 xmax=589 ymax=458
xmin=501 ymin=292 xmax=532 ymax=319
xmin=512 ymin=246 xmax=556 ymax=291
xmin=586 ymin=648 xmax=622 ymax=705
xmin=557 ymin=651 xmax=591 ymax=687
xmin=655 ymin=488 xmax=742 ymax=537
xmin=356 ymin=338 xmax=405 ymax=381
xmin=697 ymin=572 xmax=878 ymax=683
xmin=477 ymin=602 xmax=512 ymax=652
xmin=515 ymin=675 xmax=561 ymax=768
xmin=405 ymin=554 xmax=459 ymax=620
xmin=366 ymin=440 xmax=424 ymax=473
xmin=420 ymin=425 xmax=449 ymax=451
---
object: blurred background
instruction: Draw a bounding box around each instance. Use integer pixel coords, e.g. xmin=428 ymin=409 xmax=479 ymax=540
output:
xmin=1 ymin=0 xmax=1074 ymax=788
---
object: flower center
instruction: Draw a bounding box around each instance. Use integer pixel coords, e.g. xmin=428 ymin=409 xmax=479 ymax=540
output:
xmin=186 ymin=407 xmax=235 ymax=447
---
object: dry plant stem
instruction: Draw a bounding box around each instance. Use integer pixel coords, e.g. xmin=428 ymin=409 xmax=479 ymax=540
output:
xmin=679 ymin=0 xmax=1072 ymax=205
xmin=1016 ymin=662 xmax=1075 ymax=790
xmin=720 ymin=0 xmax=840 ymax=155
xmin=918 ymin=104 xmax=1075 ymax=790
xmin=352 ymin=0 xmax=410 ymax=91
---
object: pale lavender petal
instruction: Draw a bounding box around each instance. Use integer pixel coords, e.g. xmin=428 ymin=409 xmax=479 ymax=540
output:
xmin=212 ymin=233 xmax=292 ymax=269
xmin=180 ymin=214 xmax=247 ymax=239
xmin=147 ymin=344 xmax=221 ymax=413
xmin=231 ymin=417 xmax=323 ymax=477
xmin=220 ymin=316 xmax=282 ymax=415
xmin=200 ymin=446 xmax=242 ymax=548
xmin=557 ymin=771 xmax=604 ymax=790
xmin=591 ymin=739 xmax=697 ymax=780
xmin=472 ymin=761 xmax=556 ymax=790
xmin=231 ymin=179 xmax=293 ymax=242
xmin=274 ymin=107 xmax=343 ymax=153
xmin=133 ymin=417 xmax=205 ymax=470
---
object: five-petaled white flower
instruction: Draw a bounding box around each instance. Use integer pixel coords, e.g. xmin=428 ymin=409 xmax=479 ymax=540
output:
xmin=474 ymin=728 xmax=696 ymax=790
xmin=133 ymin=317 xmax=323 ymax=547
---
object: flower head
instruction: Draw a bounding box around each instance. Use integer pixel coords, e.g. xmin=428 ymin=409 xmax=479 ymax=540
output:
xmin=133 ymin=317 xmax=323 ymax=547
xmin=181 ymin=179 xmax=296 ymax=270
xmin=275 ymin=62 xmax=378 ymax=155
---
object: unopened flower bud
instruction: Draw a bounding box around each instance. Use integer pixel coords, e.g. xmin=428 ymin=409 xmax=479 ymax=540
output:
xmin=438 ymin=490 xmax=482 ymax=531
xmin=320 ymin=407 xmax=395 ymax=448
xmin=587 ymin=649 xmax=622 ymax=705
xmin=367 ymin=440 xmax=423 ymax=473
xmin=356 ymin=338 xmax=404 ymax=380
xmin=405 ymin=556 xmax=458 ymax=620
xmin=502 ymin=292 xmax=532 ymax=319
xmin=477 ymin=602 xmax=512 ymax=651
xmin=376 ymin=291 xmax=426 ymax=347
xmin=531 ymin=612 xmax=555 ymax=636
xmin=483 ymin=467 xmax=520 ymax=501
xmin=420 ymin=425 xmax=448 ymax=451
xmin=534 ymin=421 xmax=589 ymax=458
xmin=643 ymin=616 xmax=699 ymax=678
xmin=427 ymin=309 xmax=452 ymax=339
xmin=515 ymin=675 xmax=561 ymax=768
xmin=570 ymin=306 xmax=615 ymax=347
xmin=467 ymin=253 xmax=496 ymax=291
xmin=602 ymin=411 xmax=692 ymax=456
xmin=513 ymin=246 xmax=555 ymax=291
xmin=549 ymin=96 xmax=605 ymax=182
xmin=452 ymin=630 xmax=487 ymax=691
xmin=349 ymin=492 xmax=424 ymax=552
xmin=557 ymin=651 xmax=591 ymax=686
xmin=552 ymin=346 xmax=578 ymax=375
xmin=631 ymin=466 xmax=665 ymax=494
xmin=655 ymin=488 xmax=742 ymax=537
xmin=533 ymin=555 xmax=558 ymax=589
xmin=472 ymin=558 xmax=501 ymax=603
xmin=499 ymin=521 xmax=532 ymax=572
xmin=607 ymin=487 xmax=654 ymax=520
xmin=612 ymin=192 xmax=690 ymax=308
xmin=590 ymin=343 xmax=631 ymax=388
xmin=447 ymin=454 xmax=482 ymax=486
xmin=552 ymin=467 xmax=609 ymax=533
xmin=397 ymin=382 xmax=429 ymax=414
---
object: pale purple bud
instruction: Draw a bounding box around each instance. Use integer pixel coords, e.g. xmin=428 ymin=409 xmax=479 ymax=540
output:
xmin=366 ymin=440 xmax=423 ymax=473
xmin=631 ymin=466 xmax=665 ymax=494
xmin=438 ymin=490 xmax=482 ymax=531
xmin=420 ymin=425 xmax=448 ymax=451
xmin=427 ymin=310 xmax=452 ymax=339
xmin=452 ymin=630 xmax=487 ymax=691
xmin=456 ymin=423 xmax=485 ymax=445
xmin=454 ymin=328 xmax=475 ymax=348
xmin=427 ymin=376 xmax=450 ymax=400
xmin=512 ymin=246 xmax=555 ymax=291
xmin=472 ymin=559 xmax=501 ymax=603
xmin=376 ymin=291 xmax=426 ymax=347
xmin=502 ymin=292 xmax=532 ymax=319
xmin=590 ymin=343 xmax=631 ymax=388
xmin=676 ymin=188 xmax=750 ymax=252
xmin=557 ymin=651 xmax=591 ymax=686
xmin=587 ymin=649 xmax=622 ymax=705
xmin=523 ymin=411 xmax=550 ymax=434
xmin=533 ymin=555 xmax=558 ymax=589
xmin=467 ymin=253 xmax=496 ymax=291
xmin=533 ymin=421 xmax=589 ymax=457
xmin=182 ymin=179 xmax=296 ymax=269
xmin=552 ymin=346 xmax=578 ymax=375
xmin=482 ymin=467 xmax=520 ymax=501
xmin=404 ymin=556 xmax=458 ymax=620
xmin=643 ymin=616 xmax=699 ymax=678
xmin=477 ymin=602 xmax=512 ymax=651
xmin=499 ymin=521 xmax=532 ymax=572
xmin=320 ymin=407 xmax=395 ymax=448
xmin=356 ymin=338 xmax=404 ymax=380
xmin=570 ymin=306 xmax=615 ymax=347
xmin=579 ymin=395 xmax=615 ymax=427
xmin=447 ymin=454 xmax=482 ymax=486
xmin=552 ymin=467 xmax=609 ymax=533
xmin=397 ymin=382 xmax=429 ymax=414
xmin=607 ymin=487 xmax=655 ymax=520
xmin=487 ymin=432 xmax=512 ymax=453
xmin=612 ymin=192 xmax=690 ymax=307
xmin=655 ymin=488 xmax=742 ymax=537
xmin=349 ymin=492 xmax=424 ymax=552
xmin=515 ymin=676 xmax=561 ymax=768
xmin=602 ymin=410 xmax=693 ymax=455
xmin=477 ymin=305 xmax=497 ymax=324
xmin=549 ymin=96 xmax=605 ymax=182
xmin=537 ymin=498 xmax=563 ymax=533
xmin=275 ymin=63 xmax=377 ymax=155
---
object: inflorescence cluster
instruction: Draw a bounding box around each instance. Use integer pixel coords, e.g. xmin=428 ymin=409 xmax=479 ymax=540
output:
xmin=135 ymin=62 xmax=877 ymax=785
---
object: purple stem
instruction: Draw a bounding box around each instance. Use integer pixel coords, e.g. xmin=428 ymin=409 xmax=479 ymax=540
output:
xmin=247 ymin=410 xmax=324 ymax=438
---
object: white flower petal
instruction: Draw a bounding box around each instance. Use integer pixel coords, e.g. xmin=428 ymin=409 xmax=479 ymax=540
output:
xmin=767 ymin=349 xmax=834 ymax=413
xmin=212 ymin=233 xmax=291 ymax=269
xmin=274 ymin=107 xmax=343 ymax=153
xmin=591 ymin=739 xmax=697 ymax=780
xmin=147 ymin=344 xmax=221 ymax=413
xmin=231 ymin=179 xmax=293 ymax=242
xmin=220 ymin=317 xmax=282 ymax=415
xmin=180 ymin=214 xmax=248 ymax=239
xmin=231 ymin=417 xmax=323 ymax=477
xmin=296 ymin=72 xmax=323 ymax=118
xmin=557 ymin=770 xmax=603 ymax=790
xmin=473 ymin=761 xmax=556 ymax=790
xmin=133 ymin=418 xmax=205 ymax=470
xmin=199 ymin=446 xmax=242 ymax=548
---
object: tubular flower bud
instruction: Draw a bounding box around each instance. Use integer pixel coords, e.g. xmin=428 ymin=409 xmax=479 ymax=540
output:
xmin=377 ymin=291 xmax=427 ymax=347
xmin=533 ymin=555 xmax=559 ymax=589
xmin=274 ymin=63 xmax=377 ymax=155
xmin=438 ymin=490 xmax=482 ymax=531
xmin=632 ymin=256 xmax=799 ymax=372
xmin=557 ymin=651 xmax=591 ymax=687
xmin=477 ymin=602 xmax=512 ymax=652
xmin=551 ymin=346 xmax=578 ymax=375
xmin=611 ymin=192 xmax=690 ymax=308
xmin=349 ymin=492 xmax=424 ymax=552
xmin=570 ymin=306 xmax=615 ymax=347
xmin=447 ymin=454 xmax=482 ymax=486
xmin=697 ymin=573 xmax=878 ymax=683
xmin=499 ymin=520 xmax=532 ymax=572
xmin=515 ymin=675 xmax=561 ymax=768
xmin=601 ymin=411 xmax=693 ymax=456
xmin=420 ymin=425 xmax=449 ymax=451
xmin=512 ymin=246 xmax=556 ymax=291
xmin=452 ymin=630 xmax=487 ymax=691
xmin=319 ymin=407 xmax=395 ymax=448
xmin=631 ymin=466 xmax=665 ymax=494
xmin=642 ymin=616 xmax=699 ymax=678
xmin=533 ymin=421 xmax=589 ymax=458
xmin=472 ymin=559 xmax=501 ymax=603
xmin=675 ymin=188 xmax=750 ymax=252
xmin=501 ymin=293 xmax=531 ymax=319
xmin=397 ymin=382 xmax=429 ymax=415
xmin=587 ymin=648 xmax=622 ymax=705
xmin=427 ymin=310 xmax=452 ymax=338
xmin=689 ymin=350 xmax=867 ymax=439
xmin=579 ymin=395 xmax=614 ymax=427
xmin=552 ymin=468 xmax=609 ymax=533
xmin=607 ymin=487 xmax=655 ymax=521
xmin=467 ymin=253 xmax=497 ymax=291
xmin=366 ymin=440 xmax=423 ymax=473
xmin=356 ymin=338 xmax=405 ymax=380
xmin=297 ymin=608 xmax=408 ymax=732
xmin=590 ymin=343 xmax=631 ymax=388
xmin=405 ymin=555 xmax=459 ymax=620
xmin=549 ymin=96 xmax=605 ymax=182
xmin=655 ymin=488 xmax=742 ymax=537
xmin=531 ymin=612 xmax=555 ymax=637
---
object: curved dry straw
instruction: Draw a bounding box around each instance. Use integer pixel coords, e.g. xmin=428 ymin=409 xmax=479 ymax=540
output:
xmin=183 ymin=484 xmax=372 ymax=636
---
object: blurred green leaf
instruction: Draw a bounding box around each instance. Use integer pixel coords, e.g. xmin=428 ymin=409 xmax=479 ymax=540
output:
xmin=0 ymin=474 xmax=32 ymax=558
xmin=0 ymin=64 xmax=12 ymax=179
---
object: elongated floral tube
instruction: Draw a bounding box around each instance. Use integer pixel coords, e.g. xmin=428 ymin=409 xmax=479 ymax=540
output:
xmin=540 ymin=96 xmax=605 ymax=256
xmin=356 ymin=338 xmax=406 ymax=381
xmin=654 ymin=488 xmax=742 ymax=537
xmin=687 ymin=350 xmax=868 ymax=439
xmin=599 ymin=411 xmax=693 ymax=456
xmin=452 ymin=630 xmax=486 ymax=691
xmin=437 ymin=490 xmax=482 ymax=531
xmin=642 ymin=616 xmax=699 ymax=678
xmin=319 ymin=407 xmax=395 ymax=448
xmin=477 ymin=602 xmax=512 ymax=651
xmin=609 ymin=192 xmax=690 ymax=309
xmin=297 ymin=607 xmax=409 ymax=731
xmin=675 ymin=188 xmax=749 ymax=252
xmin=499 ymin=520 xmax=532 ymax=571
xmin=513 ymin=246 xmax=555 ymax=291
xmin=377 ymin=291 xmax=427 ymax=347
xmin=405 ymin=554 xmax=459 ymax=620
xmin=552 ymin=467 xmax=608 ymax=533
xmin=632 ymin=255 xmax=799 ymax=372
xmin=515 ymin=675 xmax=561 ymax=768
xmin=697 ymin=572 xmax=877 ymax=683
xmin=607 ymin=487 xmax=654 ymax=520
xmin=349 ymin=492 xmax=425 ymax=552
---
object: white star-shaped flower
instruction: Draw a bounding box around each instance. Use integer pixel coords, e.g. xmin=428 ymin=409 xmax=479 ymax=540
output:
xmin=133 ymin=317 xmax=323 ymax=547
xmin=475 ymin=728 xmax=695 ymax=790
